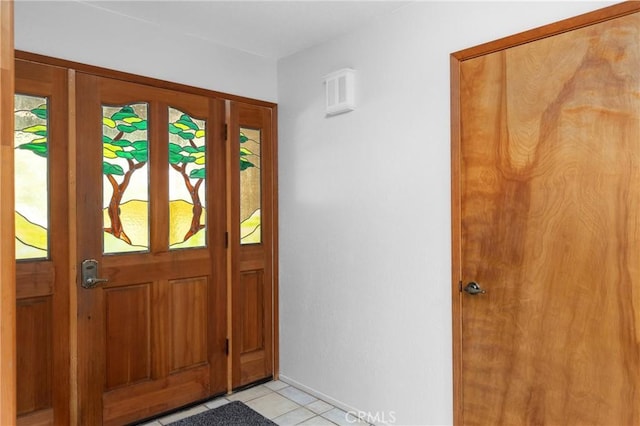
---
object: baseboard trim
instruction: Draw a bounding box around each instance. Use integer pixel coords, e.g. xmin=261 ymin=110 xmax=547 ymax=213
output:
xmin=278 ymin=374 xmax=392 ymax=426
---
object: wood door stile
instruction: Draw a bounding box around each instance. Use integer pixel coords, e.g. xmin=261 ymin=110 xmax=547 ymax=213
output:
xmin=0 ymin=2 xmax=16 ymax=423
xmin=452 ymin=3 xmax=640 ymax=425
xmin=208 ymin=97 xmax=230 ymax=396
xmin=75 ymin=72 xmax=104 ymax=426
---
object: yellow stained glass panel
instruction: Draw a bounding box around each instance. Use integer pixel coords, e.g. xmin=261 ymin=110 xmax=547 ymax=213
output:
xmin=168 ymin=107 xmax=207 ymax=250
xmin=14 ymin=94 xmax=49 ymax=260
xmin=102 ymin=104 xmax=149 ymax=254
xmin=240 ymin=127 xmax=261 ymax=245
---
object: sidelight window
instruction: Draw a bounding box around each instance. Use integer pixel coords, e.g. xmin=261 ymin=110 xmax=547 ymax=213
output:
xmin=14 ymin=94 xmax=50 ymax=260
xmin=240 ymin=127 xmax=261 ymax=244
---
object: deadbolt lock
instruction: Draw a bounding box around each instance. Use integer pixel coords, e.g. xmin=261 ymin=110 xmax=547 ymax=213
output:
xmin=81 ymin=259 xmax=109 ymax=289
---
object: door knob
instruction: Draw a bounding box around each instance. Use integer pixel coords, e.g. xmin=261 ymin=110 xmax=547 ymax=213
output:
xmin=464 ymin=281 xmax=486 ymax=295
xmin=81 ymin=259 xmax=109 ymax=289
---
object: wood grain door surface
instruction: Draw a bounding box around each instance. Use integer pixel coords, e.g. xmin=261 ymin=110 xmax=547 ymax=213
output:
xmin=229 ymin=102 xmax=276 ymax=389
xmin=0 ymin=3 xmax=15 ymax=424
xmin=453 ymin=6 xmax=640 ymax=426
xmin=75 ymin=74 xmax=227 ymax=425
xmin=14 ymin=60 xmax=70 ymax=426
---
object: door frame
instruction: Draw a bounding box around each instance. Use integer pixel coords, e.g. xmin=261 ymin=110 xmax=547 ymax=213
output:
xmin=450 ymin=2 xmax=640 ymax=424
xmin=0 ymin=0 xmax=16 ymax=423
xmin=11 ymin=50 xmax=279 ymax=424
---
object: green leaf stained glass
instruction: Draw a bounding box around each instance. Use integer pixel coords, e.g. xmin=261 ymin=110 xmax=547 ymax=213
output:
xmin=14 ymin=94 xmax=49 ymax=260
xmin=240 ymin=128 xmax=261 ymax=245
xmin=102 ymin=103 xmax=149 ymax=254
xmin=168 ymin=107 xmax=207 ymax=250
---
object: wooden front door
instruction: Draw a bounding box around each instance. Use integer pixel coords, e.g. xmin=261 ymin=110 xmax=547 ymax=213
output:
xmin=75 ymin=74 xmax=227 ymax=425
xmin=452 ymin=4 xmax=640 ymax=425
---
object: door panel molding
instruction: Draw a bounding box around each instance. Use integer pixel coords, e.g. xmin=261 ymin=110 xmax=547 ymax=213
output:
xmin=451 ymin=3 xmax=640 ymax=425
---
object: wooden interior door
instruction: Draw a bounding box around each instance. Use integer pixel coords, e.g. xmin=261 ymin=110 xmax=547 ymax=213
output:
xmin=15 ymin=60 xmax=70 ymax=425
xmin=452 ymin=5 xmax=640 ymax=425
xmin=75 ymin=74 xmax=227 ymax=425
xmin=230 ymin=101 xmax=277 ymax=389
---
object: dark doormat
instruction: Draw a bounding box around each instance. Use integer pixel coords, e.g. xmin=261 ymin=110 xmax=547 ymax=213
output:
xmin=167 ymin=401 xmax=277 ymax=425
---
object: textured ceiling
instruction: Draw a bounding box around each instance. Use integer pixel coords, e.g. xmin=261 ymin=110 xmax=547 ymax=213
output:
xmin=80 ymin=0 xmax=413 ymax=59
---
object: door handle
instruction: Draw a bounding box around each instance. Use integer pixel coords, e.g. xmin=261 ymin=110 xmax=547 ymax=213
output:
xmin=463 ymin=281 xmax=486 ymax=295
xmin=81 ymin=259 xmax=109 ymax=289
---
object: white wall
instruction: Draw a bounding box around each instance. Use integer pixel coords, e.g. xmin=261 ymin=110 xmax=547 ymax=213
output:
xmin=14 ymin=1 xmax=277 ymax=102
xmin=277 ymin=2 xmax=614 ymax=425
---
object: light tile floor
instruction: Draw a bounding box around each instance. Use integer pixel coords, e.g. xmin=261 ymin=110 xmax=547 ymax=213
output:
xmin=139 ymin=380 xmax=371 ymax=426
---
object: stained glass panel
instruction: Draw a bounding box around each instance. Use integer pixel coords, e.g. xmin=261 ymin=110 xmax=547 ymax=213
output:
xmin=14 ymin=94 xmax=49 ymax=260
xmin=168 ymin=107 xmax=207 ymax=250
xmin=240 ymin=127 xmax=261 ymax=245
xmin=102 ymin=104 xmax=149 ymax=254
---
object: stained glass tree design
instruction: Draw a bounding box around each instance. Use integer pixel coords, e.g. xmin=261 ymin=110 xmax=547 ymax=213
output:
xmin=239 ymin=129 xmax=261 ymax=244
xmin=169 ymin=111 xmax=206 ymax=245
xmin=102 ymin=105 xmax=148 ymax=247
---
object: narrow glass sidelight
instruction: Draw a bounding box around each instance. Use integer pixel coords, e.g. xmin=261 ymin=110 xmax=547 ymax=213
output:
xmin=102 ymin=103 xmax=149 ymax=254
xmin=240 ymin=127 xmax=261 ymax=244
xmin=14 ymin=94 xmax=49 ymax=260
xmin=168 ymin=107 xmax=207 ymax=249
